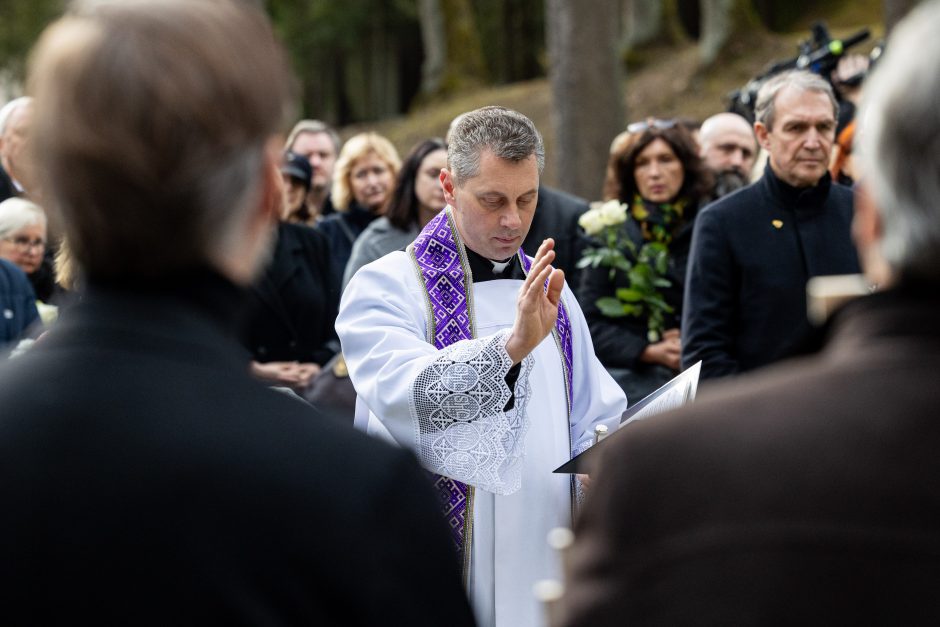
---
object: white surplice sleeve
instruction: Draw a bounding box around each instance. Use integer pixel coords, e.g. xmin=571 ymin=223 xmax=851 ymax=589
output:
xmin=336 ymin=252 xmax=533 ymax=495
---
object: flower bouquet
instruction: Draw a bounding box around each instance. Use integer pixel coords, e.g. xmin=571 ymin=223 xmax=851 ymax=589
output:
xmin=577 ymin=199 xmax=674 ymax=342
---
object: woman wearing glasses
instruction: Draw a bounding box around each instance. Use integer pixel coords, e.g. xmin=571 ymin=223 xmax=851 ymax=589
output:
xmin=579 ymin=119 xmax=712 ymax=401
xmin=0 ymin=197 xmax=52 ymax=301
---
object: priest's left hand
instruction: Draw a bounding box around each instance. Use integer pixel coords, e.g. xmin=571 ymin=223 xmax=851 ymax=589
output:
xmin=505 ymin=238 xmax=565 ymax=365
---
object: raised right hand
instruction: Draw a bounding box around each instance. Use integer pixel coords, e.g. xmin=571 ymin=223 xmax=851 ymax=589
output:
xmin=505 ymin=238 xmax=565 ymax=365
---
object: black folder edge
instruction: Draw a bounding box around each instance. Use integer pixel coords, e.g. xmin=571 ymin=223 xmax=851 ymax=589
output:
xmin=553 ymin=361 xmax=702 ymax=474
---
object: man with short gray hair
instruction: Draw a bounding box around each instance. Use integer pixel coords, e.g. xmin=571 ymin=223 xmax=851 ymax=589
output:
xmin=558 ymin=3 xmax=940 ymax=622
xmin=682 ymin=69 xmax=860 ymax=380
xmin=338 ymin=105 xmax=626 ymax=627
xmin=0 ymin=97 xmax=33 ymax=200
xmin=285 ymin=118 xmax=341 ymax=221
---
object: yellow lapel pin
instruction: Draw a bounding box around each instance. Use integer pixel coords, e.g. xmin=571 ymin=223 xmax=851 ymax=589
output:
xmin=772 ymin=219 xmax=783 ymax=229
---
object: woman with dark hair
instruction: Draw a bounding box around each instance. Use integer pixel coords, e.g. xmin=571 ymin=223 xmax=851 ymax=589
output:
xmin=579 ymin=119 xmax=712 ymax=400
xmin=342 ymin=138 xmax=446 ymax=287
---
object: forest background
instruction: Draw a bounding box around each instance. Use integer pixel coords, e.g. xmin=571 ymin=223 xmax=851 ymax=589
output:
xmin=0 ymin=0 xmax=917 ymax=198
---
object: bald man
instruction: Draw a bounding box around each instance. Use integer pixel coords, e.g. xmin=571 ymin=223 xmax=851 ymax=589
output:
xmin=698 ymin=112 xmax=758 ymax=199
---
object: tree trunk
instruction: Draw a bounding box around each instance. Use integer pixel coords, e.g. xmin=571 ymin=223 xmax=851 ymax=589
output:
xmin=547 ymin=0 xmax=624 ymax=200
xmin=415 ymin=0 xmax=486 ymax=97
xmin=622 ymin=0 xmax=664 ymax=51
xmin=884 ymin=0 xmax=918 ymax=35
xmin=417 ymin=0 xmax=447 ymax=95
xmin=698 ymin=0 xmax=733 ymax=65
xmin=698 ymin=0 xmax=762 ymax=66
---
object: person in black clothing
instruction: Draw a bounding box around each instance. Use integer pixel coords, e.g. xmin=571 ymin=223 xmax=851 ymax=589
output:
xmin=243 ymin=152 xmax=340 ymax=392
xmin=317 ymin=132 xmax=400 ymax=290
xmin=682 ymin=70 xmax=860 ymax=380
xmin=0 ymin=2 xmax=474 ymax=625
xmin=523 ymin=185 xmax=590 ymax=289
xmin=579 ymin=121 xmax=712 ymax=400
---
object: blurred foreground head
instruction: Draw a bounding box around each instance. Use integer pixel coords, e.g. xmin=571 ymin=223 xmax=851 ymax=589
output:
xmin=856 ymin=0 xmax=940 ymax=286
xmin=28 ymin=0 xmax=294 ymax=283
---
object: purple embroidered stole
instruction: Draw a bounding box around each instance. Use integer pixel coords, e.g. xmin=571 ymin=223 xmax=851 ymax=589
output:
xmin=409 ymin=207 xmax=574 ymax=580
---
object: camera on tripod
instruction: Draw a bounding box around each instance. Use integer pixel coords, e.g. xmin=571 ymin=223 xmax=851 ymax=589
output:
xmin=727 ymin=22 xmax=874 ymax=123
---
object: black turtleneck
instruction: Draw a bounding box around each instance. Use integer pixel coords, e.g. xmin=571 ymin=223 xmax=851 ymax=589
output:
xmin=760 ymin=162 xmax=832 ymax=217
xmin=681 ymin=158 xmax=859 ymax=380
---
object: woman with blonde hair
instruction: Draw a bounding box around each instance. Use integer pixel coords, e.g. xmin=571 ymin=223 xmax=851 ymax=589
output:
xmin=316 ymin=132 xmax=400 ymax=288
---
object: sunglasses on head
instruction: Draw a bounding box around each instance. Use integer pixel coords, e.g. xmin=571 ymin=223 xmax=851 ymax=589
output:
xmin=626 ymin=118 xmax=677 ymax=134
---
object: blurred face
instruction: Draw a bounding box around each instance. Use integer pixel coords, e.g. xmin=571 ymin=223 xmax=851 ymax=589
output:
xmin=280 ymin=174 xmax=307 ymax=220
xmin=290 ymin=131 xmax=336 ymax=191
xmin=1 ymin=104 xmax=33 ymax=184
xmin=634 ymin=138 xmax=684 ymax=203
xmin=442 ymin=150 xmax=538 ymax=261
xmin=756 ymin=86 xmax=835 ymax=188
xmin=350 ymin=152 xmax=394 ymax=212
xmin=0 ymin=222 xmax=46 ymax=274
xmin=414 ymin=148 xmax=447 ymax=213
xmin=700 ymin=123 xmax=757 ymax=178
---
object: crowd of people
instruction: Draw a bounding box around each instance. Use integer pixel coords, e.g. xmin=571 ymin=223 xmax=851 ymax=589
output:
xmin=2 ymin=0 xmax=939 ymax=625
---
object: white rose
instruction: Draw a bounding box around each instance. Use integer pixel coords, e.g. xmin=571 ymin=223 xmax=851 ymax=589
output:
xmin=578 ymin=208 xmax=605 ymax=236
xmin=598 ymin=199 xmax=627 ymax=226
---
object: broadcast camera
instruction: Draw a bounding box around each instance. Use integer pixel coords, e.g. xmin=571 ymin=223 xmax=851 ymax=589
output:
xmin=727 ymin=22 xmax=874 ymax=123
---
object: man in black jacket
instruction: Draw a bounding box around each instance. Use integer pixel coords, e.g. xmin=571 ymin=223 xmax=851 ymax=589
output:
xmin=523 ymin=185 xmax=589 ymax=289
xmin=0 ymin=2 xmax=473 ymax=625
xmin=681 ymin=70 xmax=860 ymax=380
xmin=557 ymin=4 xmax=940 ymax=622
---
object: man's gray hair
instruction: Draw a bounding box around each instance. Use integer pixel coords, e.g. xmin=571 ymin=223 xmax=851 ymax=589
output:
xmin=446 ymin=106 xmax=544 ymax=184
xmin=0 ymin=97 xmax=31 ymax=139
xmin=285 ymin=119 xmax=341 ymax=155
xmin=754 ymin=70 xmax=838 ymax=130
xmin=858 ymin=0 xmax=940 ymax=282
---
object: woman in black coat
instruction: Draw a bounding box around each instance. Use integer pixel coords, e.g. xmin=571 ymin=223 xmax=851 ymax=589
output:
xmin=242 ymin=152 xmax=340 ymax=391
xmin=578 ymin=120 xmax=712 ymax=401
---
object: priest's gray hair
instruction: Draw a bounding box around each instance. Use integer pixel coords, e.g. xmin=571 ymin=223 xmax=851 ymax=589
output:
xmin=446 ymin=106 xmax=544 ymax=185
xmin=755 ymin=70 xmax=838 ymax=131
xmin=858 ymin=0 xmax=940 ymax=282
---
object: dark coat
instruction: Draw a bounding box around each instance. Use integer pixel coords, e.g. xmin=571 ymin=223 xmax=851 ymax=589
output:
xmin=577 ymin=200 xmax=698 ymax=401
xmin=243 ymin=222 xmax=338 ymax=365
xmin=559 ymin=284 xmax=940 ymax=626
xmin=316 ymin=202 xmax=377 ymax=293
xmin=524 ymin=185 xmax=590 ymax=286
xmin=0 ymin=258 xmax=39 ymax=348
xmin=681 ymin=165 xmax=860 ymax=380
xmin=0 ymin=270 xmax=473 ymax=626
xmin=0 ymin=164 xmax=17 ymax=202
xmin=578 ymin=204 xmax=697 ymax=370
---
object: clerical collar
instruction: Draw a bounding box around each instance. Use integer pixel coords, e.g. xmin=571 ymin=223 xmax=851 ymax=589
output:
xmin=464 ymin=247 xmax=526 ymax=282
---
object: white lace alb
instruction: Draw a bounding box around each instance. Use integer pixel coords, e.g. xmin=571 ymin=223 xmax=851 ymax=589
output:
xmin=409 ymin=330 xmax=533 ymax=495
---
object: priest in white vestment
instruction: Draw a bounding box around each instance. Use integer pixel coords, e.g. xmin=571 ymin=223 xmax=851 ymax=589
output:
xmin=336 ymin=106 xmax=627 ymax=627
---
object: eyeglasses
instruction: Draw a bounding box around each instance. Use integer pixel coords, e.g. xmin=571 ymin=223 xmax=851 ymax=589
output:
xmin=3 ymin=236 xmax=46 ymax=252
xmin=626 ymin=118 xmax=677 ymax=134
